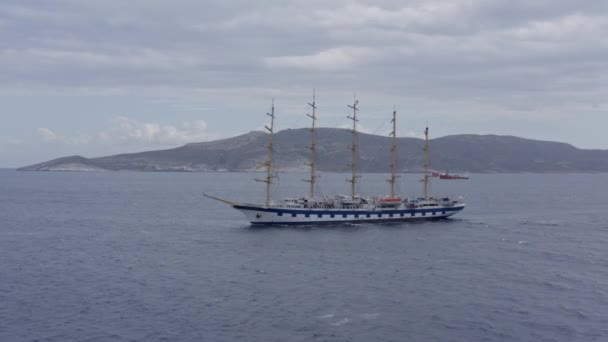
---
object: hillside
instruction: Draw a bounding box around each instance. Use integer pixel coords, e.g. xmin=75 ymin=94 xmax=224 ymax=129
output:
xmin=18 ymin=128 xmax=608 ymax=173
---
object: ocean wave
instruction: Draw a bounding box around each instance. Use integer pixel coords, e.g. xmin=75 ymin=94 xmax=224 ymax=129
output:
xmin=518 ymin=219 xmax=562 ymax=226
xmin=329 ymin=318 xmax=351 ymax=326
xmin=360 ymin=313 xmax=379 ymax=320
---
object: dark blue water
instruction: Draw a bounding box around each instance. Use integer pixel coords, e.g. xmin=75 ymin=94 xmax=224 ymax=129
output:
xmin=1 ymin=170 xmax=607 ymax=341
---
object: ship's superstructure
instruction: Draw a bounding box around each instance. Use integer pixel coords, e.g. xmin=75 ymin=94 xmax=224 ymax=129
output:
xmin=204 ymin=94 xmax=465 ymax=225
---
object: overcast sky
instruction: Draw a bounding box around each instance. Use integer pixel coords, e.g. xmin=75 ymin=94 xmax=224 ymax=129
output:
xmin=1 ymin=0 xmax=607 ymax=167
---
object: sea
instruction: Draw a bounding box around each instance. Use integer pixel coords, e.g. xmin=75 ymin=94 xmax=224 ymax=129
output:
xmin=1 ymin=169 xmax=607 ymax=342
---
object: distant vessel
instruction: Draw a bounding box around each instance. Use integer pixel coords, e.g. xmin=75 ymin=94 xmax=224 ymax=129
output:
xmin=205 ymin=93 xmax=465 ymax=225
xmin=439 ymin=171 xmax=469 ymax=180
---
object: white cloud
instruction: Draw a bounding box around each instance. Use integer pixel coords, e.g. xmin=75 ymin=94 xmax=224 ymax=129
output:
xmin=313 ymin=2 xmax=469 ymax=31
xmin=403 ymin=129 xmax=425 ymax=139
xmin=0 ymin=48 xmax=202 ymax=71
xmin=99 ymin=116 xmax=213 ymax=145
xmin=265 ymin=46 xmax=377 ymax=71
xmin=31 ymin=117 xmax=214 ymax=148
xmin=504 ymin=13 xmax=608 ymax=43
xmin=0 ymin=136 xmax=24 ymax=145
xmin=338 ymin=122 xmax=373 ymax=134
xmin=37 ymin=127 xmax=57 ymax=141
xmin=36 ymin=127 xmax=92 ymax=145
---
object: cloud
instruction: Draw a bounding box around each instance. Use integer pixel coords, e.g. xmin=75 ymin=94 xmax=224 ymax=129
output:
xmin=338 ymin=122 xmax=374 ymax=135
xmin=265 ymin=46 xmax=377 ymax=71
xmin=1 ymin=0 xmax=607 ymax=154
xmin=1 ymin=0 xmax=606 ymax=98
xmin=37 ymin=127 xmax=58 ymax=141
xmin=403 ymin=129 xmax=424 ymax=139
xmin=98 ymin=116 xmax=214 ymax=146
xmin=36 ymin=127 xmax=92 ymax=145
xmin=0 ymin=136 xmax=24 ymax=145
xmin=32 ymin=117 xmax=214 ymax=148
xmin=0 ymin=48 xmax=202 ymax=74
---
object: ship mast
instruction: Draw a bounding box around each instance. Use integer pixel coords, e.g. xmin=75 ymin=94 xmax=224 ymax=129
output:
xmin=256 ymin=99 xmax=275 ymax=207
xmin=423 ymin=125 xmax=430 ymax=200
xmin=303 ymin=89 xmax=317 ymax=198
xmin=387 ymin=109 xmax=397 ymax=198
xmin=346 ymin=96 xmax=359 ymax=198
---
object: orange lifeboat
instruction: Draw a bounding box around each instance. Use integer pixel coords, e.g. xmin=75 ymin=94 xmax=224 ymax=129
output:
xmin=381 ymin=197 xmax=401 ymax=202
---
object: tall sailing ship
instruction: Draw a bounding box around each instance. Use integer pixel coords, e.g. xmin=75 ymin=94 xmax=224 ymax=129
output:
xmin=205 ymin=93 xmax=465 ymax=225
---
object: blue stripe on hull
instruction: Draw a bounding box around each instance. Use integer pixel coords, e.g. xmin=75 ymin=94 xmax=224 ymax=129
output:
xmin=233 ymin=204 xmax=464 ymax=225
xmin=250 ymin=216 xmax=452 ymax=226
xmin=233 ymin=204 xmax=463 ymax=216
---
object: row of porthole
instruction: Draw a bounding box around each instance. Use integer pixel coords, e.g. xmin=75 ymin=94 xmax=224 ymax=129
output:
xmin=276 ymin=211 xmax=447 ymax=218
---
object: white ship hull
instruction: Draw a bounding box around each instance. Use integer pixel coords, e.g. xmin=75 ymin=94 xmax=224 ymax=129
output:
xmin=234 ymin=203 xmax=465 ymax=225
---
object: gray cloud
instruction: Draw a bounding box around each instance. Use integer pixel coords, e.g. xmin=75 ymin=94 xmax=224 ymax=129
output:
xmin=0 ymin=0 xmax=607 ymax=158
xmin=35 ymin=116 xmax=215 ymax=146
xmin=2 ymin=1 xmax=605 ymax=92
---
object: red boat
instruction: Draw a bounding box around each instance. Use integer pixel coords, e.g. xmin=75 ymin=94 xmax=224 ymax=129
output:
xmin=439 ymin=172 xmax=469 ymax=180
xmin=381 ymin=197 xmax=401 ymax=202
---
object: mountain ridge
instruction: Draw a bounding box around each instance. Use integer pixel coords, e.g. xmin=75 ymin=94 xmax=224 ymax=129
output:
xmin=17 ymin=128 xmax=608 ymax=173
